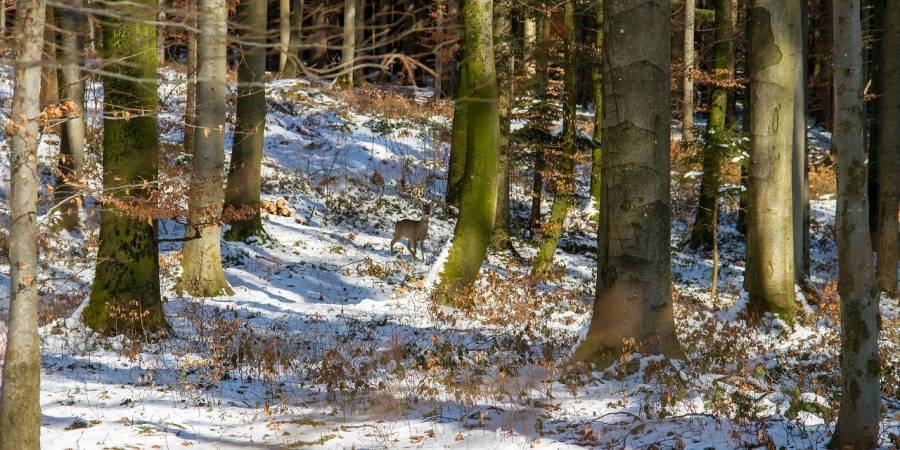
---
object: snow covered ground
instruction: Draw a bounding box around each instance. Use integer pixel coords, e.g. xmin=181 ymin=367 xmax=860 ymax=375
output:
xmin=0 ymin=68 xmax=898 ymax=449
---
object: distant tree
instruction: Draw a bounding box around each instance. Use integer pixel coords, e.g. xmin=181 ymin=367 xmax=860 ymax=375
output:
xmin=84 ymin=0 xmax=167 ymax=335
xmin=279 ymin=0 xmax=291 ymax=73
xmin=284 ymin=0 xmax=304 ymax=75
xmin=572 ymin=0 xmax=680 ymax=366
xmin=588 ymin=0 xmax=602 ymax=225
xmin=528 ymin=18 xmax=551 ymax=240
xmin=876 ymin=0 xmax=899 ymax=297
xmin=338 ymin=0 xmax=357 ymax=86
xmin=690 ymin=0 xmax=732 ymax=250
xmin=829 ymin=0 xmax=881 ymax=446
xmin=532 ymin=0 xmax=578 ymax=275
xmin=436 ymin=0 xmax=499 ymax=305
xmin=682 ymin=0 xmax=695 ymax=145
xmin=179 ymin=0 xmax=233 ymax=297
xmin=55 ymin=0 xmax=87 ymax=232
xmin=793 ymin=2 xmax=810 ymax=282
xmin=0 ymin=0 xmax=46 ymax=447
xmin=224 ymin=0 xmax=268 ymax=242
xmin=744 ymin=1 xmax=798 ymax=322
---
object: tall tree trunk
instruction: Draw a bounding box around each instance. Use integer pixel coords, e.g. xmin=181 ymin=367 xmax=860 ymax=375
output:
xmin=179 ymin=0 xmax=233 ymax=297
xmin=867 ymin=0 xmax=884 ymax=242
xmin=792 ymin=1 xmax=810 ymax=281
xmin=589 ymin=1 xmax=602 ymax=224
xmin=523 ymin=17 xmax=535 ymax=75
xmin=436 ymin=0 xmax=499 ymax=305
xmin=532 ymin=0 xmax=577 ymax=275
xmin=491 ymin=0 xmax=513 ymax=243
xmin=338 ymin=0 xmax=356 ymax=86
xmin=353 ymin=0 xmax=366 ymax=83
xmin=84 ymin=0 xmax=166 ymax=336
xmin=829 ymin=0 xmax=881 ymax=446
xmin=434 ymin=0 xmax=445 ymax=96
xmin=284 ymin=0 xmax=304 ymax=75
xmin=528 ymin=18 xmax=551 ymax=239
xmin=682 ymin=0 xmax=695 ymax=144
xmin=40 ymin=6 xmax=58 ymax=112
xmin=278 ymin=0 xmax=290 ymax=73
xmin=157 ymin=0 xmax=166 ymax=64
xmin=224 ymin=0 xmax=267 ymax=242
xmin=184 ymin=0 xmax=197 ymax=155
xmin=446 ymin=62 xmax=468 ymax=207
xmin=745 ymin=1 xmax=798 ymax=322
xmin=0 ymin=0 xmax=45 ymax=447
xmin=876 ymin=0 xmax=899 ymax=296
xmin=690 ymin=0 xmax=732 ymax=250
xmin=55 ymin=0 xmax=87 ymax=232
xmin=572 ymin=0 xmax=680 ymax=367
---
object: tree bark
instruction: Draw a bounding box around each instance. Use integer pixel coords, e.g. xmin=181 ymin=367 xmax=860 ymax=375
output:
xmin=184 ymin=0 xmax=197 ymax=155
xmin=0 ymin=0 xmax=45 ymax=447
xmin=55 ymin=0 xmax=87 ymax=232
xmin=867 ymin=0 xmax=884 ymax=242
xmin=528 ymin=18 xmax=551 ymax=239
xmin=491 ymin=0 xmax=513 ymax=243
xmin=572 ymin=0 xmax=680 ymax=367
xmin=745 ymin=1 xmax=798 ymax=322
xmin=84 ymin=0 xmax=167 ymax=336
xmin=284 ymin=0 xmax=304 ymax=75
xmin=338 ymin=0 xmax=356 ymax=86
xmin=532 ymin=0 xmax=577 ymax=275
xmin=682 ymin=0 xmax=695 ymax=144
xmin=278 ymin=0 xmax=290 ymax=73
xmin=224 ymin=0 xmax=268 ymax=242
xmin=179 ymin=0 xmax=233 ymax=297
xmin=876 ymin=0 xmax=899 ymax=297
xmin=829 ymin=0 xmax=881 ymax=446
xmin=446 ymin=62 xmax=468 ymax=207
xmin=792 ymin=1 xmax=810 ymax=281
xmin=436 ymin=0 xmax=499 ymax=305
xmin=589 ymin=1 xmax=602 ymax=225
xmin=690 ymin=0 xmax=732 ymax=250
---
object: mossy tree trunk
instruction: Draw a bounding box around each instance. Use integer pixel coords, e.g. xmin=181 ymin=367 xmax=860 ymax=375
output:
xmin=528 ymin=18 xmax=551 ymax=239
xmin=875 ymin=0 xmax=899 ymax=297
xmin=84 ymin=0 xmax=167 ymax=336
xmin=745 ymin=1 xmax=797 ymax=322
xmin=436 ymin=0 xmax=499 ymax=305
xmin=55 ymin=0 xmax=87 ymax=232
xmin=491 ymin=0 xmax=513 ymax=243
xmin=532 ymin=0 xmax=577 ymax=275
xmin=0 ymin=0 xmax=45 ymax=447
xmin=224 ymin=0 xmax=267 ymax=242
xmin=572 ymin=0 xmax=680 ymax=367
xmin=179 ymin=0 xmax=234 ymax=297
xmin=446 ymin=61 xmax=468 ymax=207
xmin=829 ymin=0 xmax=881 ymax=446
xmin=689 ymin=0 xmax=732 ymax=250
xmin=588 ymin=1 xmax=602 ymax=225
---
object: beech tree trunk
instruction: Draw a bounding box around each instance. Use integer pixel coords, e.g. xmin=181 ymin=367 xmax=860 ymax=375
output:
xmin=829 ymin=0 xmax=881 ymax=446
xmin=572 ymin=0 xmax=680 ymax=367
xmin=682 ymin=0 xmax=695 ymax=144
xmin=745 ymin=1 xmax=798 ymax=322
xmin=875 ymin=0 xmax=899 ymax=296
xmin=84 ymin=0 xmax=167 ymax=336
xmin=589 ymin=1 xmax=602 ymax=224
xmin=532 ymin=0 xmax=577 ymax=275
xmin=792 ymin=2 xmax=810 ymax=282
xmin=436 ymin=0 xmax=499 ymax=305
xmin=224 ymin=0 xmax=267 ymax=242
xmin=284 ymin=0 xmax=304 ymax=75
xmin=446 ymin=62 xmax=468 ymax=207
xmin=0 ymin=0 xmax=46 ymax=446
xmin=279 ymin=0 xmax=290 ymax=73
xmin=339 ymin=0 xmax=356 ymax=86
xmin=55 ymin=0 xmax=87 ymax=232
xmin=492 ymin=0 xmax=513 ymax=242
xmin=184 ymin=0 xmax=197 ymax=155
xmin=690 ymin=0 xmax=732 ymax=250
xmin=179 ymin=0 xmax=233 ymax=297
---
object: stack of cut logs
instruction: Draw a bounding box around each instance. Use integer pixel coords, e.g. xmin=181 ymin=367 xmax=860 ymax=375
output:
xmin=261 ymin=199 xmax=294 ymax=217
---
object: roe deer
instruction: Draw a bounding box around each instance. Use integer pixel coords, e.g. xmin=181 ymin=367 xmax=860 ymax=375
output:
xmin=390 ymin=206 xmax=430 ymax=260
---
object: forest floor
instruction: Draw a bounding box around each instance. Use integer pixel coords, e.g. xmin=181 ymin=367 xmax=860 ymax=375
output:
xmin=0 ymin=69 xmax=898 ymax=449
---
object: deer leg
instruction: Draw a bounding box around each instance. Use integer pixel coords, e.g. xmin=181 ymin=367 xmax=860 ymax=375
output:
xmin=390 ymin=235 xmax=398 ymax=254
xmin=408 ymin=239 xmax=418 ymax=259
